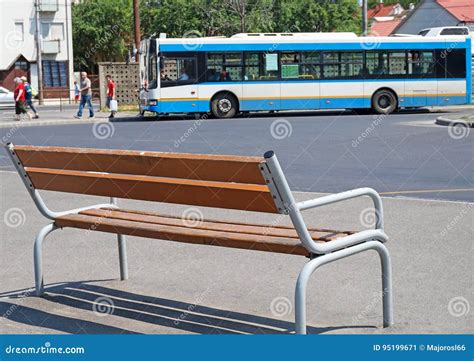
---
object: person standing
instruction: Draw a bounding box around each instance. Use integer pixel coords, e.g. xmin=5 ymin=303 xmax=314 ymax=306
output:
xmin=21 ymin=76 xmax=39 ymax=119
xmin=13 ymin=78 xmax=32 ymax=121
xmin=74 ymin=71 xmax=94 ymax=119
xmin=105 ymin=74 xmax=116 ymax=118
xmin=73 ymin=81 xmax=80 ymax=103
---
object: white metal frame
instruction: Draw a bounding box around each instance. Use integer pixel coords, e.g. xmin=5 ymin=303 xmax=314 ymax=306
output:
xmin=5 ymin=143 xmax=128 ymax=296
xmin=261 ymin=151 xmax=393 ymax=334
xmin=6 ymin=143 xmax=392 ymax=334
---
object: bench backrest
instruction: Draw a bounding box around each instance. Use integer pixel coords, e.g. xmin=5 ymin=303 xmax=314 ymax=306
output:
xmin=11 ymin=145 xmax=280 ymax=213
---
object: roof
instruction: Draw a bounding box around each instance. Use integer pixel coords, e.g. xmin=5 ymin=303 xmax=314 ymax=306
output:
xmin=368 ymin=4 xmax=400 ymax=18
xmin=437 ymin=0 xmax=474 ymax=22
xmin=370 ymin=19 xmax=403 ymax=36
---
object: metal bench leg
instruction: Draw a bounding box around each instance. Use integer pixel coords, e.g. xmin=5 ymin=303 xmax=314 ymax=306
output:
xmin=34 ymin=223 xmax=59 ymax=296
xmin=294 ymin=241 xmax=393 ymax=334
xmin=117 ymin=234 xmax=129 ymax=280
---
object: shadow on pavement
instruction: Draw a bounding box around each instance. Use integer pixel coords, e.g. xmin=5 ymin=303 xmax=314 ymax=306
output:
xmin=1 ymin=282 xmax=375 ymax=334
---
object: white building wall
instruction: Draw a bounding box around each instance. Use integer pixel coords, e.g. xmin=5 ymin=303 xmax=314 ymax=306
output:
xmin=0 ymin=0 xmax=74 ymax=97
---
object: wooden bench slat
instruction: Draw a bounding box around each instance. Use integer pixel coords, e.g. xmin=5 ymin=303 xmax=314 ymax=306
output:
xmin=26 ymin=167 xmax=279 ymax=213
xmin=14 ymin=146 xmax=266 ymax=185
xmin=55 ymin=213 xmax=310 ymax=256
xmin=80 ymin=208 xmax=349 ymax=241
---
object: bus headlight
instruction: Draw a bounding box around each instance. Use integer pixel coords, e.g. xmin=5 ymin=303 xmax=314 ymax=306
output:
xmin=148 ymin=100 xmax=158 ymax=106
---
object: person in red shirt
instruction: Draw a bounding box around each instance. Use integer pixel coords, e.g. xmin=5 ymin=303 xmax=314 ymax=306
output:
xmin=13 ymin=78 xmax=32 ymax=121
xmin=105 ymin=74 xmax=116 ymax=118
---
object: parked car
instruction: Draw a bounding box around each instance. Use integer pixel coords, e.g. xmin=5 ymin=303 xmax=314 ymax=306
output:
xmin=418 ymin=26 xmax=471 ymax=37
xmin=0 ymin=86 xmax=14 ymax=108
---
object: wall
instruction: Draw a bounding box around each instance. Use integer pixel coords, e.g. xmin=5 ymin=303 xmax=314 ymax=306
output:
xmin=98 ymin=63 xmax=140 ymax=109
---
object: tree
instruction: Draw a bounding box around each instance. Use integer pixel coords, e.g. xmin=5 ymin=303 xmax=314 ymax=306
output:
xmin=72 ymin=0 xmax=133 ymax=71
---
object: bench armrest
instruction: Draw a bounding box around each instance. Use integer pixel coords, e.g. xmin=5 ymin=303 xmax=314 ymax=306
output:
xmin=296 ymin=187 xmax=384 ymax=230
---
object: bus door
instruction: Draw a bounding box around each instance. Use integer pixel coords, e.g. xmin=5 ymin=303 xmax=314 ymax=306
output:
xmin=159 ymin=53 xmax=199 ymax=113
xmin=242 ymin=52 xmax=280 ymax=111
xmin=280 ymin=51 xmax=320 ymax=110
xmin=405 ymin=50 xmax=436 ymax=107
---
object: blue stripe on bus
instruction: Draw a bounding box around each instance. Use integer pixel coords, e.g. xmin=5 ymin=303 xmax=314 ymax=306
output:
xmin=144 ymin=95 xmax=467 ymax=114
xmin=466 ymin=37 xmax=472 ymax=104
xmin=160 ymin=41 xmax=468 ymax=52
xmin=199 ymin=78 xmax=466 ymax=85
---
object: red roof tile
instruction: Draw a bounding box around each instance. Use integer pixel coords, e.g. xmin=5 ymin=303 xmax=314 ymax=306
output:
xmin=369 ymin=19 xmax=403 ymax=36
xmin=368 ymin=4 xmax=399 ymax=18
xmin=437 ymin=0 xmax=474 ymax=22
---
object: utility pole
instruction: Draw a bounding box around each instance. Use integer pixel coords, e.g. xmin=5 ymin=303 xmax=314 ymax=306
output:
xmin=362 ymin=0 xmax=368 ymax=36
xmin=133 ymin=0 xmax=141 ymax=61
xmin=34 ymin=0 xmax=44 ymax=105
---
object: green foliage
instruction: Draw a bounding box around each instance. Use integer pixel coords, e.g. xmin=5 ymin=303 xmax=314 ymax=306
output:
xmin=72 ymin=0 xmax=133 ymax=71
xmin=73 ymin=0 xmax=364 ymax=70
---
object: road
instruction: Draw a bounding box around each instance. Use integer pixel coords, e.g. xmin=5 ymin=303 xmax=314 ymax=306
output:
xmin=0 ymin=109 xmax=472 ymax=201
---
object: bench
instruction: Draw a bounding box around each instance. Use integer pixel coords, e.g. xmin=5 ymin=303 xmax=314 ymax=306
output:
xmin=5 ymin=143 xmax=393 ymax=334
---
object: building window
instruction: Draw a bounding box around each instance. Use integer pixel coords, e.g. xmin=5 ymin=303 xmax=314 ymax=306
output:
xmin=15 ymin=60 xmax=28 ymax=70
xmin=14 ymin=22 xmax=24 ymax=41
xmin=50 ymin=23 xmax=64 ymax=40
xmin=42 ymin=60 xmax=68 ymax=87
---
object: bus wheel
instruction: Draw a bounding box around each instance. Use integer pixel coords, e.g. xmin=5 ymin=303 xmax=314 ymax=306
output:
xmin=372 ymin=89 xmax=397 ymax=115
xmin=211 ymin=93 xmax=238 ymax=119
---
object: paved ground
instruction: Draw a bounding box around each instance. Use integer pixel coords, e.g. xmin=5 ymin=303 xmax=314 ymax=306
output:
xmin=0 ymin=106 xmax=472 ymax=334
xmin=0 ymin=174 xmax=472 ymax=334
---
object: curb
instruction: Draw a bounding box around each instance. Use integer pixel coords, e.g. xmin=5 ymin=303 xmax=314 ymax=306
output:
xmin=0 ymin=118 xmax=104 ymax=129
xmin=435 ymin=116 xmax=474 ymax=127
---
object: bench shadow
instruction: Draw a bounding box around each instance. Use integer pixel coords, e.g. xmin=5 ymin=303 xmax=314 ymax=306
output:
xmin=1 ymin=282 xmax=377 ymax=335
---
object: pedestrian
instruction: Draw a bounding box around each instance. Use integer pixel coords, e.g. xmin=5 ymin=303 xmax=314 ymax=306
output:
xmin=13 ymin=77 xmax=32 ymax=121
xmin=21 ymin=76 xmax=39 ymax=119
xmin=73 ymin=80 xmax=80 ymax=104
xmin=105 ymin=74 xmax=116 ymax=118
xmin=74 ymin=71 xmax=94 ymax=119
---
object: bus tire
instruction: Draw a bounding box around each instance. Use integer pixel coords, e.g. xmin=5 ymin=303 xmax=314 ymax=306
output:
xmin=372 ymin=89 xmax=398 ymax=115
xmin=211 ymin=93 xmax=238 ymax=119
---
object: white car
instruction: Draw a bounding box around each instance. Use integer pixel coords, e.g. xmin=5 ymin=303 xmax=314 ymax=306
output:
xmin=0 ymin=86 xmax=14 ymax=108
xmin=418 ymin=26 xmax=471 ymax=36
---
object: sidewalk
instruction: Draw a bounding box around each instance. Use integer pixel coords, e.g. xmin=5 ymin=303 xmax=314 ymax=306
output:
xmin=0 ymin=103 xmax=139 ymax=128
xmin=436 ymin=113 xmax=474 ymax=127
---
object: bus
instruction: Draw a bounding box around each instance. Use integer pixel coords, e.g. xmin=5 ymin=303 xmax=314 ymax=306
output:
xmin=138 ymin=32 xmax=472 ymax=118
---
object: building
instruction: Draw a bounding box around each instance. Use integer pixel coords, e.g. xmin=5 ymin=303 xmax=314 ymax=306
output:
xmin=394 ymin=0 xmax=474 ymax=35
xmin=0 ymin=0 xmax=74 ymax=98
xmin=368 ymin=2 xmax=409 ymax=36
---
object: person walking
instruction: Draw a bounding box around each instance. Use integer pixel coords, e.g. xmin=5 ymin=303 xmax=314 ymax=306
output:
xmin=21 ymin=76 xmax=39 ymax=119
xmin=74 ymin=72 xmax=94 ymax=119
xmin=105 ymin=74 xmax=117 ymax=118
xmin=13 ymin=77 xmax=32 ymax=121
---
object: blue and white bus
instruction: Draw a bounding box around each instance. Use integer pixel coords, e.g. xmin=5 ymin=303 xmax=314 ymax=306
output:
xmin=139 ymin=32 xmax=472 ymax=118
